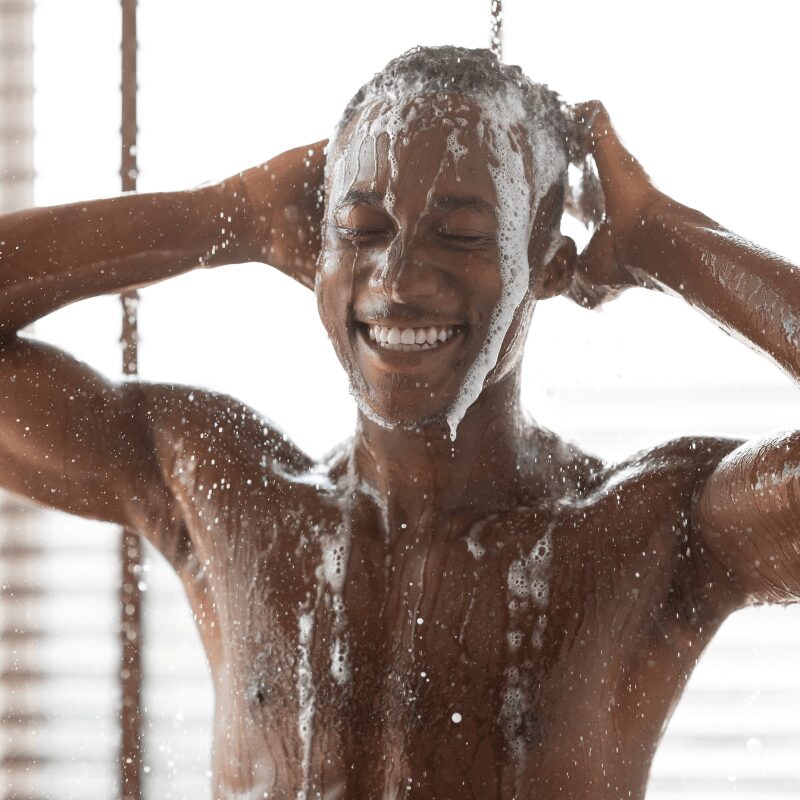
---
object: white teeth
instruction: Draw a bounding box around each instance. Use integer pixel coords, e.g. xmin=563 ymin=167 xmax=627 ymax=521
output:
xmin=366 ymin=324 xmax=460 ymax=352
xmin=400 ymin=328 xmax=416 ymax=345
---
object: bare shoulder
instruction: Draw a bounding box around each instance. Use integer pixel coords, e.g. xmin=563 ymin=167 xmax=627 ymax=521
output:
xmin=133 ymin=382 xmax=316 ymax=499
xmin=574 ymin=435 xmax=745 ymax=540
xmin=131 ymin=381 xmax=319 ymax=563
xmin=134 ymin=382 xmax=312 ymax=474
xmin=571 ymin=435 xmax=747 ymax=622
xmin=491 ymin=425 xmax=741 ymax=524
xmin=591 ymin=436 xmax=744 ymax=497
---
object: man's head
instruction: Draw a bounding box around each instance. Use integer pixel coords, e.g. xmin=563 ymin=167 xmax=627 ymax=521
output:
xmin=315 ymin=46 xmax=577 ymax=437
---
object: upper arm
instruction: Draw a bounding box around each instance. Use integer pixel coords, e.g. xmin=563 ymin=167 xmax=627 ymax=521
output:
xmin=695 ymin=430 xmax=800 ymax=605
xmin=0 ymin=336 xmax=182 ymax=556
xmin=0 ymin=336 xmax=313 ymax=571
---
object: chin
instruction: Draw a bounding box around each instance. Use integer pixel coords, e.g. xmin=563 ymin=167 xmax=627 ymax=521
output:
xmin=343 ymin=326 xmax=477 ymax=427
xmin=351 ymin=382 xmax=457 ymax=432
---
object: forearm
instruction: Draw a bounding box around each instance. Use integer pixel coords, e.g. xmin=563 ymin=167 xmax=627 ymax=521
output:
xmin=625 ymin=200 xmax=800 ymax=379
xmin=0 ymin=174 xmax=253 ymax=335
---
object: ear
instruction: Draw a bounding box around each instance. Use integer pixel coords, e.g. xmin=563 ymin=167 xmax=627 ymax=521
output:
xmin=526 ymin=183 xmax=576 ymax=300
xmin=532 ymin=235 xmax=578 ymax=300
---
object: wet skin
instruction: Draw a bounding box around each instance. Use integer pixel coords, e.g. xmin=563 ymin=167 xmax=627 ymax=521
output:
xmin=0 ymin=97 xmax=799 ymax=799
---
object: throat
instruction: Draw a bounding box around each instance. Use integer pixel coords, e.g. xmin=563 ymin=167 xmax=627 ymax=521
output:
xmin=352 ymin=374 xmax=534 ymax=528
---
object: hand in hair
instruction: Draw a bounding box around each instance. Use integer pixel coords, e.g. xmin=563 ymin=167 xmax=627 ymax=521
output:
xmin=566 ymin=100 xmax=663 ymax=308
xmin=238 ymin=139 xmax=327 ymax=290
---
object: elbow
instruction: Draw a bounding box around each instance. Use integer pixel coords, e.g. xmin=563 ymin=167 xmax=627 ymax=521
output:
xmin=0 ymin=290 xmax=37 ymax=341
xmin=0 ymin=318 xmax=24 ymax=351
xmin=0 ymin=320 xmax=23 ymax=348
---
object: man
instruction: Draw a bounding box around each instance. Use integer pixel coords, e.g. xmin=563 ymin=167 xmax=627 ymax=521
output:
xmin=0 ymin=45 xmax=798 ymax=799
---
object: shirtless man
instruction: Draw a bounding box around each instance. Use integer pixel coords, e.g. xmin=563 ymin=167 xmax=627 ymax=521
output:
xmin=0 ymin=46 xmax=798 ymax=799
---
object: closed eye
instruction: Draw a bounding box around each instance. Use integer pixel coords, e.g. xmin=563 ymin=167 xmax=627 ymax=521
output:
xmin=440 ymin=232 xmax=488 ymax=241
xmin=336 ymin=226 xmax=391 ymax=243
xmin=437 ymin=231 xmax=495 ymax=249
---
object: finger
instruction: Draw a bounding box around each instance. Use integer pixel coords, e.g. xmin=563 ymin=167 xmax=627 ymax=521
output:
xmin=570 ymin=100 xmax=609 ymax=160
xmin=571 ymin=100 xmax=648 ymax=187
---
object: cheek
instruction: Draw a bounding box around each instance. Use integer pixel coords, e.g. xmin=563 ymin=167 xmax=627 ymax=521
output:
xmin=318 ymin=238 xmax=381 ymax=302
xmin=465 ymin=265 xmax=504 ymax=321
xmin=315 ymin=250 xmax=357 ymax=337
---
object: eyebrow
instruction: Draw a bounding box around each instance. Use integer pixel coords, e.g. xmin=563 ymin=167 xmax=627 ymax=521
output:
xmin=336 ymin=190 xmax=496 ymax=217
xmin=430 ymin=195 xmax=496 ymax=217
xmin=335 ymin=189 xmax=383 ymax=211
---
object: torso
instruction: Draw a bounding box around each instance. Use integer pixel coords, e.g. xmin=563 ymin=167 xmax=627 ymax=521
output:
xmin=153 ymin=417 xmax=741 ymax=800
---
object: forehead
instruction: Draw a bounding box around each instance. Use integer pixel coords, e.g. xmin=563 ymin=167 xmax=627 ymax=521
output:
xmin=327 ymin=93 xmax=532 ymax=209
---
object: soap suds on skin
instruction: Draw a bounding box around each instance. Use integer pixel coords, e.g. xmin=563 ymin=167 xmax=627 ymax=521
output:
xmin=296 ymin=608 xmax=316 ymax=800
xmin=293 ymin=456 xmax=357 ymax=798
xmin=446 ymin=87 xmax=567 ymax=440
xmin=501 ymin=525 xmax=554 ymax=767
xmin=318 ymin=525 xmax=352 ymax=686
xmin=466 ymin=535 xmax=485 ymax=560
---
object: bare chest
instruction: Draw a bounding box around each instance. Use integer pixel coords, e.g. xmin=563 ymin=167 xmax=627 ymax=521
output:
xmin=174 ymin=465 xmax=724 ymax=800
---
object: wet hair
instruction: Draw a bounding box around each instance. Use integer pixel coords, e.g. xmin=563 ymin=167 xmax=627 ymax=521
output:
xmin=330 ymin=45 xmax=571 ymax=212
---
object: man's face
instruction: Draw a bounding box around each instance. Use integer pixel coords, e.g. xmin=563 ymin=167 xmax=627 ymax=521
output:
xmin=316 ymin=94 xmax=540 ymax=429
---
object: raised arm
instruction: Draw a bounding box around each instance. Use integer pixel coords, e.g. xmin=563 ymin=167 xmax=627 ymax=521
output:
xmin=569 ymin=101 xmax=800 ymax=604
xmin=0 ymin=141 xmax=325 ymax=557
xmin=0 ymin=139 xmax=326 ymax=335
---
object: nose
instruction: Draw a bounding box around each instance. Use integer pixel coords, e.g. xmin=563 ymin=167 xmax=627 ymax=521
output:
xmin=369 ymin=238 xmax=441 ymax=302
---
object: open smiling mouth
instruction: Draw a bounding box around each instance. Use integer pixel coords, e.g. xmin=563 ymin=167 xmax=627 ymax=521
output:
xmin=357 ymin=323 xmax=465 ymax=353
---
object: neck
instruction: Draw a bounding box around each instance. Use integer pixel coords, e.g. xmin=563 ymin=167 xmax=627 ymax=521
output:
xmin=352 ymin=370 xmax=531 ymax=527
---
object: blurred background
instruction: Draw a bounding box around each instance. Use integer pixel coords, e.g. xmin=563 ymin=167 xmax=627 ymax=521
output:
xmin=1 ymin=0 xmax=799 ymax=797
